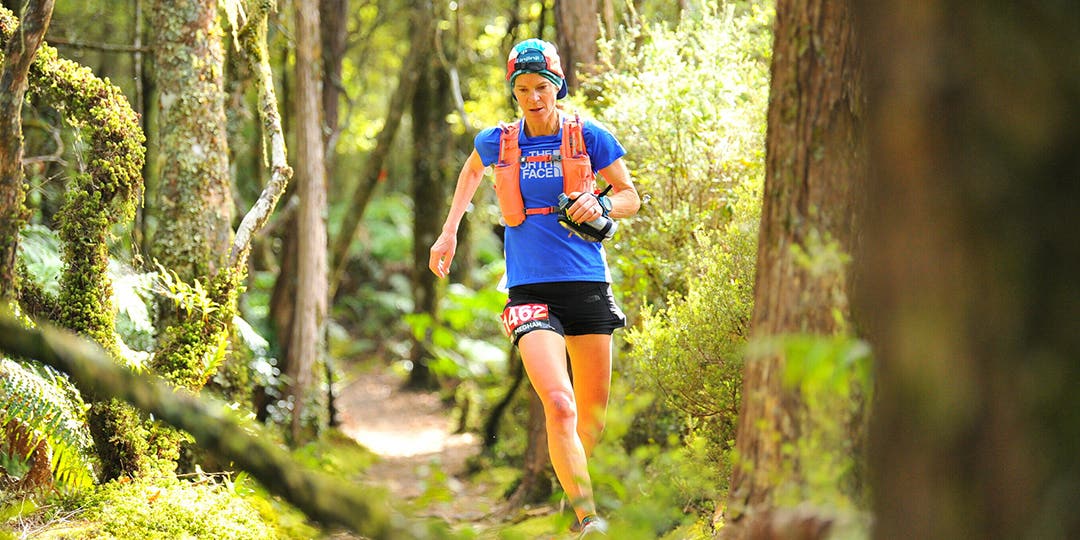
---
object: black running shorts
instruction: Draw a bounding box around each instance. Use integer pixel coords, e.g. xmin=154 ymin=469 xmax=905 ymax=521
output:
xmin=501 ymin=281 xmax=626 ymax=345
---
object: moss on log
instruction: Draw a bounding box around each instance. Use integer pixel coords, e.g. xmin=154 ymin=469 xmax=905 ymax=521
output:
xmin=0 ymin=309 xmax=443 ymax=539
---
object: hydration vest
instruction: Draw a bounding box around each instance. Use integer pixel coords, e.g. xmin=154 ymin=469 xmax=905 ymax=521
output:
xmin=493 ymin=112 xmax=597 ymax=227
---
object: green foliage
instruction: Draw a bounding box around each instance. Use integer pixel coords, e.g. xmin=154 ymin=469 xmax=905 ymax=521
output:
xmin=585 ymin=385 xmax=720 ymax=539
xmin=17 ymin=225 xmax=154 ymax=372
xmin=589 ymin=1 xmax=773 ymax=314
xmin=0 ymin=356 xmax=95 ymax=492
xmin=773 ymin=335 xmax=873 ymax=513
xmin=579 ymin=1 xmax=773 ymax=525
xmin=155 ymin=264 xmax=222 ymax=326
xmin=404 ymin=278 xmax=509 ymax=381
xmin=109 ymin=265 xmax=156 ymax=368
xmin=151 ymin=265 xmax=242 ymax=394
xmin=16 ymin=225 xmax=62 ymax=298
xmin=290 ymin=428 xmax=379 ymax=478
xmin=623 ymin=177 xmax=761 ymax=473
xmin=211 ymin=315 xmax=282 ymax=410
xmin=331 ymin=193 xmax=417 ymax=343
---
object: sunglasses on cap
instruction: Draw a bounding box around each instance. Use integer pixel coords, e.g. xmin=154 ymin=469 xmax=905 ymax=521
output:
xmin=507 ymin=47 xmax=563 ymax=80
xmin=514 ymin=51 xmax=549 ymax=73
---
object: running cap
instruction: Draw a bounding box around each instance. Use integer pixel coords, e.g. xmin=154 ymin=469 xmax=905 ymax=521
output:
xmin=506 ymin=38 xmax=568 ymax=99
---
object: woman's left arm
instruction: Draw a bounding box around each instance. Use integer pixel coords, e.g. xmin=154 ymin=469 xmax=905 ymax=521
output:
xmin=597 ymin=157 xmax=640 ymax=219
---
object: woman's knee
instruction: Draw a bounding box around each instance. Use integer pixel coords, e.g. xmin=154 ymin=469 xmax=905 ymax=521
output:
xmin=543 ymin=390 xmax=578 ymax=423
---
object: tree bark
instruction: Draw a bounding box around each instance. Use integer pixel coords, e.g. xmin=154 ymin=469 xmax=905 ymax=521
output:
xmin=319 ymin=0 xmax=347 ymax=429
xmin=223 ymin=1 xmax=294 ymax=422
xmin=149 ymin=0 xmax=233 ymax=281
xmin=554 ymin=0 xmax=599 ymax=93
xmin=720 ymin=1 xmax=864 ymax=538
xmin=0 ymin=0 xmax=53 ymax=300
xmin=857 ymin=2 xmax=1080 ymax=539
xmin=320 ymin=0 xmax=347 ymax=157
xmin=286 ymin=0 xmax=329 ymax=444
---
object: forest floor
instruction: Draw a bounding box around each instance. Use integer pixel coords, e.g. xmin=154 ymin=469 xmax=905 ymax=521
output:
xmin=334 ymin=365 xmax=571 ymax=539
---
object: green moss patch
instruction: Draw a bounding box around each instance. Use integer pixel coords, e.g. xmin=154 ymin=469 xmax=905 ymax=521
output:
xmin=75 ymin=475 xmax=274 ymax=540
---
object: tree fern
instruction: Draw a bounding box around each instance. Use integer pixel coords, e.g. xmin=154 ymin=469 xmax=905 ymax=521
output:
xmin=0 ymin=356 xmax=96 ymax=491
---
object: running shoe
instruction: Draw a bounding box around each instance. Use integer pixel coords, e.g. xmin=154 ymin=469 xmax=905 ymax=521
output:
xmin=577 ymin=515 xmax=608 ymax=537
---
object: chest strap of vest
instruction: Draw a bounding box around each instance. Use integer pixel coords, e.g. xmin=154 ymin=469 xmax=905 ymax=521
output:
xmin=520 ymin=153 xmax=562 ymax=164
xmin=495 ymin=114 xmax=589 ymax=221
xmin=524 ymin=206 xmax=558 ymax=216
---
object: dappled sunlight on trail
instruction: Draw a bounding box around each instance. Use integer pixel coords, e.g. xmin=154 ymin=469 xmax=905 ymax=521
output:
xmin=336 ymin=367 xmax=492 ymax=520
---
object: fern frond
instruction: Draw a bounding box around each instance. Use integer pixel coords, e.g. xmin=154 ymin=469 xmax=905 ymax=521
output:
xmin=0 ymin=357 xmax=96 ymax=490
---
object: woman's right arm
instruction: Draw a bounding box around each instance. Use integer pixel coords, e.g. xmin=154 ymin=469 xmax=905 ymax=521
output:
xmin=429 ymin=149 xmax=487 ymax=278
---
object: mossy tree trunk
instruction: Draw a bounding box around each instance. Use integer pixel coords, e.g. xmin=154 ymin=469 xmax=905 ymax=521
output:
xmin=149 ymin=0 xmax=233 ymax=281
xmin=86 ymin=0 xmax=237 ymax=482
xmin=0 ymin=5 xmax=146 ymax=481
xmin=146 ymin=0 xmax=236 ymax=391
xmin=719 ymin=1 xmax=865 ymax=538
xmin=0 ymin=0 xmax=53 ymax=300
xmin=858 ymin=2 xmax=1080 ymax=539
xmin=0 ymin=311 xmax=423 ymax=540
xmin=284 ymin=0 xmax=329 ymax=445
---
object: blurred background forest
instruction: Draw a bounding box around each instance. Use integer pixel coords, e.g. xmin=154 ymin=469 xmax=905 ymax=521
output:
xmin=2 ymin=0 xmax=1078 ymax=539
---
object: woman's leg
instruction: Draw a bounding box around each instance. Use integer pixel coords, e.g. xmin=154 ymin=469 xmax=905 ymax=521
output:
xmin=517 ymin=329 xmax=596 ymax=521
xmin=565 ymin=334 xmax=612 ymax=457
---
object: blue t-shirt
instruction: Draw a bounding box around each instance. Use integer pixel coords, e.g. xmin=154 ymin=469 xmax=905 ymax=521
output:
xmin=475 ymin=116 xmax=626 ymax=288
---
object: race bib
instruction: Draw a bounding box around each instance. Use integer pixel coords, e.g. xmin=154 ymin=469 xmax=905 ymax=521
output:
xmin=501 ymin=303 xmax=550 ymax=336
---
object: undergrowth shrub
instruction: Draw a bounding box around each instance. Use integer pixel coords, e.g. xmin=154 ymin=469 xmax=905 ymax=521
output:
xmin=624 ymin=177 xmax=760 ymax=477
xmin=775 ymin=335 xmax=872 ymax=515
xmin=589 ymin=385 xmax=719 ymax=540
xmin=581 ymin=1 xmax=773 ymax=528
xmin=588 ymin=1 xmax=772 ymax=316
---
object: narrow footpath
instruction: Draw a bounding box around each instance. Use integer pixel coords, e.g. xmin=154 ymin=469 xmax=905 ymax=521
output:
xmin=335 ymin=368 xmax=496 ymax=526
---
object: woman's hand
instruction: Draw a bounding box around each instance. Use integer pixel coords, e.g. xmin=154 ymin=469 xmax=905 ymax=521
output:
xmin=565 ymin=191 xmax=607 ymax=224
xmin=429 ymin=231 xmax=458 ymax=278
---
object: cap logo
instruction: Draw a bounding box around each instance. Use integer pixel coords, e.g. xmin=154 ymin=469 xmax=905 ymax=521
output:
xmin=516 ymin=49 xmax=545 ymax=65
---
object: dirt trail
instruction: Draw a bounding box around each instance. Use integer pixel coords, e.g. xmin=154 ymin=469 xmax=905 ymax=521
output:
xmin=336 ymin=368 xmax=495 ymax=524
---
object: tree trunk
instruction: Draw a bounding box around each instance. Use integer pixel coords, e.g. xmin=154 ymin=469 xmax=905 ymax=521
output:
xmin=286 ymin=0 xmax=329 ymax=445
xmin=0 ymin=0 xmax=53 ymax=300
xmin=720 ymin=1 xmax=864 ymax=538
xmin=404 ymin=36 xmax=450 ymax=391
xmin=554 ymin=0 xmax=599 ymax=93
xmin=132 ymin=0 xmax=235 ymax=479
xmin=319 ymin=0 xmax=348 ymax=428
xmin=857 ymin=2 xmax=1080 ymax=539
xmin=149 ymin=0 xmax=233 ymax=281
xmin=320 ymin=0 xmax=346 ymax=158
